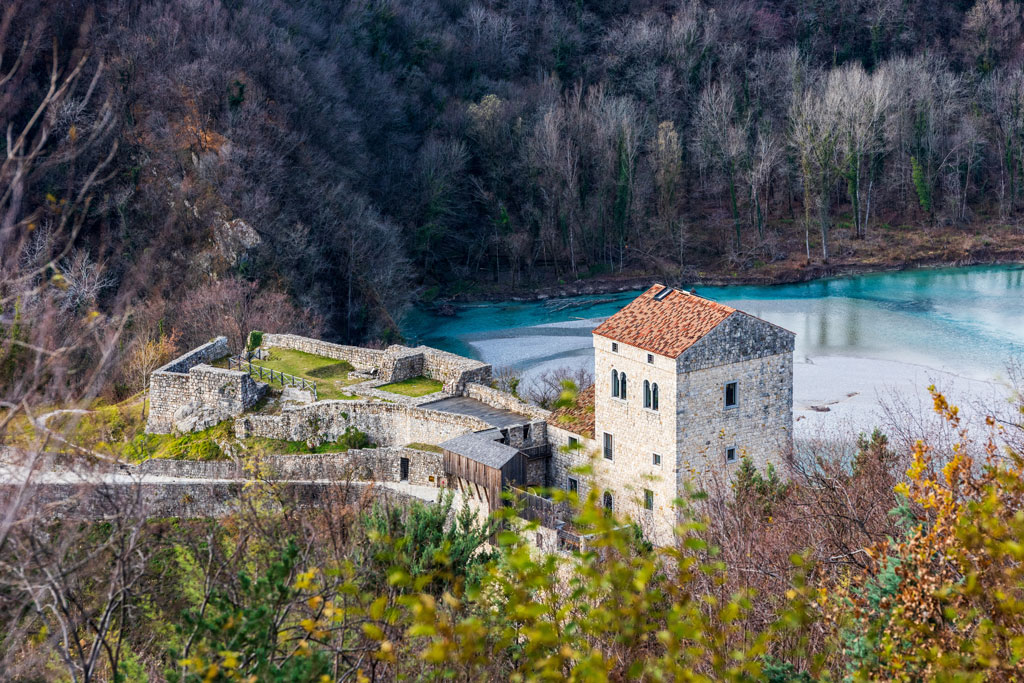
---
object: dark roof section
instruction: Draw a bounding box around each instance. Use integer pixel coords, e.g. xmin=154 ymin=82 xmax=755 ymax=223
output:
xmin=592 ymin=285 xmax=737 ymax=359
xmin=545 ymin=385 xmax=595 ymax=439
xmin=422 ymin=396 xmax=531 ymax=428
xmin=439 ymin=430 xmax=520 ymax=469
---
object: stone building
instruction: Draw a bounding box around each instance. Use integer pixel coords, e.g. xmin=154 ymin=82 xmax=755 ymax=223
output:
xmin=547 ymin=284 xmax=794 ymax=545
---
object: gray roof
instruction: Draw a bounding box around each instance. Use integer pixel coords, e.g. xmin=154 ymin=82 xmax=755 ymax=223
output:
xmin=440 ymin=430 xmax=520 ymax=468
xmin=422 ymin=396 xmax=531 ymax=428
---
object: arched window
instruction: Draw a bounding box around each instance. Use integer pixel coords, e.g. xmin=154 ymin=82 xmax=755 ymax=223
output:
xmin=652 ymin=383 xmax=659 ymax=411
xmin=643 ymin=380 xmax=651 ymax=408
xmin=619 ymin=372 xmax=627 ymax=400
xmin=603 ymin=491 xmax=613 ymax=512
xmin=611 ymin=369 xmax=619 ymax=398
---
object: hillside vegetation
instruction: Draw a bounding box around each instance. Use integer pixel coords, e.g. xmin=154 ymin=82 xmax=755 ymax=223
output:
xmin=5 ymin=1 xmax=1024 ymax=402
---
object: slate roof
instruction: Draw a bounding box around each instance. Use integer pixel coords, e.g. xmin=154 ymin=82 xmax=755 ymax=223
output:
xmin=440 ymin=430 xmax=520 ymax=469
xmin=545 ymin=385 xmax=595 ymax=439
xmin=592 ymin=285 xmax=736 ymax=358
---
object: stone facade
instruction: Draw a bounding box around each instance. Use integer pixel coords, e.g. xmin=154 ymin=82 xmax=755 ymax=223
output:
xmin=147 ymin=337 xmax=265 ymax=434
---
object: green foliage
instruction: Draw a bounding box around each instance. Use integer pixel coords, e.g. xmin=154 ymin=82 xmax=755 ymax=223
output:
xmin=733 ymin=456 xmax=788 ymax=516
xmin=911 ymin=155 xmax=932 ymax=213
xmin=361 ymin=491 xmax=496 ymax=591
xmin=168 ymin=542 xmax=331 ymax=682
xmin=245 ymin=330 xmax=262 ymax=352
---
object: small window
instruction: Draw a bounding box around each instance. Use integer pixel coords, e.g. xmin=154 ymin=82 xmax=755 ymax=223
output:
xmin=603 ymin=491 xmax=613 ymax=511
xmin=611 ymin=369 xmax=619 ymax=398
xmin=726 ymin=446 xmax=737 ymax=463
xmin=568 ymin=477 xmax=579 ymax=494
xmin=603 ymin=432 xmax=614 ymax=460
xmin=619 ymin=372 xmax=627 ymax=400
xmin=724 ymin=381 xmax=738 ymax=409
xmin=568 ymin=436 xmax=579 ymax=450
xmin=643 ymin=380 xmax=651 ymax=408
xmin=652 ymin=452 xmax=661 ymax=466
xmin=647 ymin=353 xmax=654 ymax=364
xmin=644 ymin=489 xmax=654 ymax=510
xmin=652 ymin=383 xmax=659 ymax=411
xmin=612 ymin=342 xmax=619 ymax=352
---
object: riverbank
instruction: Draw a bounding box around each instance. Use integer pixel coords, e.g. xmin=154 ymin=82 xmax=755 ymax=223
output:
xmin=434 ymin=222 xmax=1024 ymax=304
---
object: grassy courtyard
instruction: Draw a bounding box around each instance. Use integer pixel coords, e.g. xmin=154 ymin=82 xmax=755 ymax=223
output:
xmin=251 ymin=348 xmax=361 ymax=400
xmin=377 ymin=376 xmax=444 ymax=397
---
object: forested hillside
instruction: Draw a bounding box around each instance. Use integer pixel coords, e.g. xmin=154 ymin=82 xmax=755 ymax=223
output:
xmin=4 ymin=0 xmax=1024 ymax=373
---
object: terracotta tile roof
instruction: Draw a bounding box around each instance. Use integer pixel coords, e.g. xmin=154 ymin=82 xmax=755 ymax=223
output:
xmin=545 ymin=385 xmax=595 ymax=439
xmin=592 ymin=285 xmax=736 ymax=358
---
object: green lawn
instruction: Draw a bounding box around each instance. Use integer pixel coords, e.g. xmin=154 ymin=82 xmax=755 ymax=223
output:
xmin=378 ymin=376 xmax=444 ymax=397
xmin=251 ymin=348 xmax=361 ymax=400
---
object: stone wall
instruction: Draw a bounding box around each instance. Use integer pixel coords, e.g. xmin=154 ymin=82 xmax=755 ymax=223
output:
xmin=10 ymin=480 xmax=427 ymax=519
xmin=147 ymin=337 xmax=264 ymax=434
xmin=161 ymin=336 xmax=230 ymax=373
xmin=676 ymin=351 xmax=793 ymax=481
xmin=261 ymin=333 xmax=385 ymax=371
xmin=380 ymin=346 xmax=424 ymax=383
xmin=463 ymin=382 xmax=549 ymax=420
xmin=419 ymin=347 xmax=491 ymax=393
xmin=547 ymin=424 xmax=597 ymax=498
xmin=235 ymin=400 xmax=492 ymax=448
xmin=136 ymin=446 xmax=444 ymax=486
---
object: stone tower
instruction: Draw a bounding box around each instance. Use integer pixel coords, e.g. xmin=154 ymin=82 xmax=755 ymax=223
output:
xmin=548 ymin=284 xmax=794 ymax=545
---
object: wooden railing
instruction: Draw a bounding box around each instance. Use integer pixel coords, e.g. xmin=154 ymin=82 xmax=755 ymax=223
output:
xmin=228 ymin=355 xmax=318 ymax=400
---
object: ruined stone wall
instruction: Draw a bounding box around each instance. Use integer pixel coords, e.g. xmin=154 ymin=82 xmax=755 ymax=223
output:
xmin=161 ymin=337 xmax=230 ymax=373
xmin=147 ymin=337 xmax=263 ymax=434
xmin=379 ymin=346 xmax=424 ymax=383
xmin=136 ymin=447 xmax=444 ymax=486
xmin=419 ymin=347 xmax=491 ymax=393
xmin=261 ymin=333 xmax=385 ymax=371
xmin=463 ymin=382 xmax=549 ymax=420
xmin=235 ymin=400 xmax=491 ymax=448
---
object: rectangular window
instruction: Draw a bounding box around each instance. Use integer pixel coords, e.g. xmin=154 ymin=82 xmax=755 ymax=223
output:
xmin=647 ymin=353 xmax=654 ymax=364
xmin=568 ymin=477 xmax=578 ymax=494
xmin=724 ymin=381 xmax=738 ymax=408
xmin=568 ymin=436 xmax=579 ymax=450
xmin=725 ymin=446 xmax=737 ymax=463
xmin=652 ymin=452 xmax=661 ymax=466
xmin=644 ymin=489 xmax=654 ymax=510
xmin=612 ymin=342 xmax=619 ymax=352
xmin=603 ymin=432 xmax=614 ymax=460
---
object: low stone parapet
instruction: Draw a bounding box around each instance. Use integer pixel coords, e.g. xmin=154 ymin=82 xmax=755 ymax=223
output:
xmin=234 ymin=400 xmax=491 ymax=448
xmin=261 ymin=333 xmax=384 ymax=372
xmin=135 ymin=446 xmax=443 ymax=486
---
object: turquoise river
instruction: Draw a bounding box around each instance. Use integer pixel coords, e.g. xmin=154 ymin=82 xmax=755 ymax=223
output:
xmin=403 ymin=265 xmax=1024 ymax=434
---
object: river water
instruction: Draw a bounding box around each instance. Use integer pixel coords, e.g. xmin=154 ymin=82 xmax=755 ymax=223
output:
xmin=402 ymin=265 xmax=1024 ymax=434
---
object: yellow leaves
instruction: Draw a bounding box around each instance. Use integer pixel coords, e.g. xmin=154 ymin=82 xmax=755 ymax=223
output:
xmin=293 ymin=568 xmax=318 ymax=591
xmin=307 ymin=595 xmax=323 ymax=610
xmin=219 ymin=650 xmax=240 ymax=669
